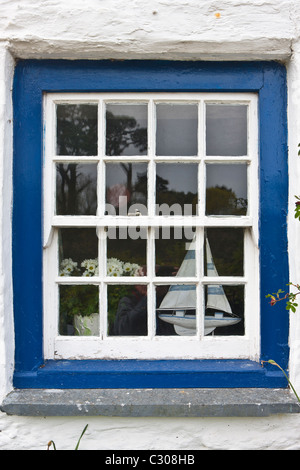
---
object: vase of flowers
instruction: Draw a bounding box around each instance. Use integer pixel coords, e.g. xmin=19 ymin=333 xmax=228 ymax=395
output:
xmin=73 ymin=311 xmax=100 ymax=336
xmin=59 ymin=257 xmax=142 ymax=335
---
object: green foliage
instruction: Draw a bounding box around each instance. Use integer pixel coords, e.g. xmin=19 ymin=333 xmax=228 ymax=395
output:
xmin=266 ymin=285 xmax=300 ymax=312
xmin=107 ymin=285 xmax=132 ymax=333
xmin=47 ymin=424 xmax=88 ymax=450
xmin=206 ymin=186 xmax=247 ymax=216
xmin=266 ymin=191 xmax=300 ymax=312
xmin=60 ymin=285 xmax=99 ymax=319
xmin=263 ymin=147 xmax=300 ymax=400
xmin=295 ymin=195 xmax=300 ymax=221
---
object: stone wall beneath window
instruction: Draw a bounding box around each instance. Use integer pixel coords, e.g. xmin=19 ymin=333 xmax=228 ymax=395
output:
xmin=1 ymin=0 xmax=300 ymax=451
xmin=2 ymin=411 xmax=300 ymax=450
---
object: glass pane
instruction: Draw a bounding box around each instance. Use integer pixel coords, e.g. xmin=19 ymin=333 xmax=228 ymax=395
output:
xmin=206 ymin=163 xmax=247 ymax=215
xmin=206 ymin=104 xmax=247 ymax=156
xmin=156 ymin=284 xmax=197 ymax=336
xmin=56 ymin=104 xmax=98 ymax=156
xmin=107 ymin=228 xmax=147 ymax=277
xmin=156 ymin=104 xmax=198 ymax=156
xmin=58 ymin=228 xmax=98 ymax=277
xmin=106 ymin=104 xmax=148 ymax=156
xmin=105 ymin=162 xmax=147 ymax=215
xmin=155 ymin=228 xmax=196 ymax=277
xmin=156 ymin=163 xmax=198 ymax=215
xmin=205 ymin=285 xmax=244 ymax=336
xmin=205 ymin=228 xmax=244 ymax=277
xmin=56 ymin=163 xmax=97 ymax=215
xmin=59 ymin=285 xmax=99 ymax=336
xmin=108 ymin=284 xmax=148 ymax=336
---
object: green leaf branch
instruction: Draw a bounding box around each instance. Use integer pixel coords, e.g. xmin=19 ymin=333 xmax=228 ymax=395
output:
xmin=295 ymin=195 xmax=300 ymax=221
xmin=47 ymin=424 xmax=88 ymax=450
xmin=266 ymin=283 xmax=300 ymax=312
xmin=266 ymin=195 xmax=300 ymax=313
xmin=263 ymin=154 xmax=300 ymax=401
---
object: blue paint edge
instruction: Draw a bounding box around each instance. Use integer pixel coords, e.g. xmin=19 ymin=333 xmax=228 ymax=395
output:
xmin=13 ymin=360 xmax=287 ymax=389
xmin=12 ymin=60 xmax=289 ymax=389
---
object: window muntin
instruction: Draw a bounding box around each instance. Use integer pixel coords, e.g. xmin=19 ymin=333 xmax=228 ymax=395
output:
xmin=43 ymin=92 xmax=259 ymax=360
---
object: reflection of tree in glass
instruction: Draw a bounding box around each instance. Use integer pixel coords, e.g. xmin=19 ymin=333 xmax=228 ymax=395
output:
xmin=156 ymin=189 xmax=197 ymax=214
xmin=106 ymin=166 xmax=148 ymax=214
xmin=154 ymin=167 xmax=197 ymax=214
xmin=134 ymin=172 xmax=169 ymax=210
xmin=134 ymin=172 xmax=169 ymax=194
xmin=56 ymin=164 xmax=97 ymax=215
xmin=56 ymin=105 xmax=98 ymax=215
xmin=57 ymin=104 xmax=98 ymax=156
xmin=106 ymin=111 xmax=147 ymax=199
xmin=106 ymin=111 xmax=147 ymax=157
xmin=206 ymin=186 xmax=247 ymax=215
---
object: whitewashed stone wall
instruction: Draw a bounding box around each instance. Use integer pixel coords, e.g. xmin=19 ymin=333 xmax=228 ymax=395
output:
xmin=1 ymin=0 xmax=300 ymax=450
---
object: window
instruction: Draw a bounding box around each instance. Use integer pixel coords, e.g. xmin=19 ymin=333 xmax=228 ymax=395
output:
xmin=13 ymin=61 xmax=288 ymax=388
xmin=43 ymin=92 xmax=259 ymax=360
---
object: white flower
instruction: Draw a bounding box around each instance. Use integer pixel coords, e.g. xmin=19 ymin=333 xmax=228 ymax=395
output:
xmin=122 ymin=262 xmax=132 ymax=273
xmin=122 ymin=262 xmax=139 ymax=276
xmin=81 ymin=258 xmax=99 ymax=277
xmin=59 ymin=258 xmax=78 ymax=276
xmin=107 ymin=257 xmax=124 ymax=277
xmin=60 ymin=256 xmax=142 ymax=278
xmin=107 ymin=260 xmax=143 ymax=277
xmin=124 ymin=262 xmax=142 ymax=276
xmin=134 ymin=266 xmax=144 ymax=277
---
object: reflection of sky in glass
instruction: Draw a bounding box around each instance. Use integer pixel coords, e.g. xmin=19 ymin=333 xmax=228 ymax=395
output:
xmin=206 ymin=104 xmax=248 ymax=156
xmin=106 ymin=104 xmax=148 ymax=156
xmin=156 ymin=104 xmax=198 ymax=156
xmin=156 ymin=163 xmax=198 ymax=193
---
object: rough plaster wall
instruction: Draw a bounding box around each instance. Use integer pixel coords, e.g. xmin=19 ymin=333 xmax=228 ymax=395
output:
xmin=1 ymin=0 xmax=300 ymax=450
xmin=287 ymin=41 xmax=300 ymax=394
xmin=1 ymin=414 xmax=300 ymax=450
xmin=0 ymin=0 xmax=297 ymax=60
xmin=0 ymin=46 xmax=14 ymax=402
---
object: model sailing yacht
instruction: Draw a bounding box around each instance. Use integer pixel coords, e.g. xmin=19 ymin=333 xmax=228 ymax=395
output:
xmin=158 ymin=238 xmax=241 ymax=335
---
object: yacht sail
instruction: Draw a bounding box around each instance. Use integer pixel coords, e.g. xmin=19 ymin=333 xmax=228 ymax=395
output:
xmin=158 ymin=238 xmax=241 ymax=335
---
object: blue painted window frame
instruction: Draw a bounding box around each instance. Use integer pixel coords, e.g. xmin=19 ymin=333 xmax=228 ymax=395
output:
xmin=12 ymin=60 xmax=288 ymax=388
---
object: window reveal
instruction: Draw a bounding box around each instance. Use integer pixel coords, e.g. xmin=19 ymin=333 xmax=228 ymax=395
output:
xmin=43 ymin=93 xmax=259 ymax=360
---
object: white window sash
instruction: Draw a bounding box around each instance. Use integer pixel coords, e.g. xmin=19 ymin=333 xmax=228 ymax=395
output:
xmin=43 ymin=92 xmax=259 ymax=361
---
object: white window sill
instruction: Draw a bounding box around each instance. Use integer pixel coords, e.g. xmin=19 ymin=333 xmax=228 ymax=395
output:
xmin=1 ymin=388 xmax=299 ymax=417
